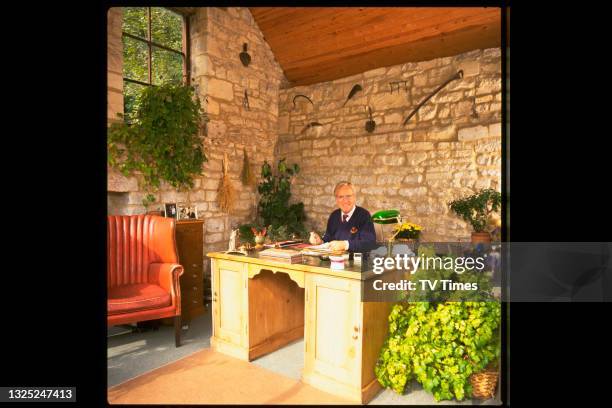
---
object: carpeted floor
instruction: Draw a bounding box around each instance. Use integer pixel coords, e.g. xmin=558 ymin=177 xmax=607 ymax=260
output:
xmin=107 ymin=348 xmax=354 ymax=405
xmin=108 ymin=310 xmax=502 ymax=405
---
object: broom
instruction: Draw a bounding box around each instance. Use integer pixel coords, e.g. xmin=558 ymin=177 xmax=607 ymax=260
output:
xmin=218 ymin=152 xmax=235 ymax=213
xmin=241 ymin=148 xmax=256 ymax=186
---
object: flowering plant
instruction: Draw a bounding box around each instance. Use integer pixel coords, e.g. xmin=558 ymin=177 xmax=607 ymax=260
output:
xmin=393 ymin=222 xmax=422 ymax=240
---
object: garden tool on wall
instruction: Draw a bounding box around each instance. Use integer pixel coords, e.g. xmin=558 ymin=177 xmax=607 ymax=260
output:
xmin=365 ymin=106 xmax=376 ymax=133
xmin=292 ymin=94 xmax=314 ymax=110
xmin=243 ymin=89 xmax=250 ymax=111
xmin=343 ymin=84 xmax=363 ymax=106
xmin=389 ymin=80 xmax=408 ymax=95
xmin=239 ymin=43 xmax=251 ymax=67
xmin=402 ymin=69 xmax=464 ymax=126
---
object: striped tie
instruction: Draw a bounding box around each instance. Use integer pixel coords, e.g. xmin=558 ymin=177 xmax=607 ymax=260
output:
xmin=342 ymin=214 xmax=348 ymax=223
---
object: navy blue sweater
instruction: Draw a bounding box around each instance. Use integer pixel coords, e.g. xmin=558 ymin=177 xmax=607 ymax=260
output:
xmin=322 ymin=206 xmax=377 ymax=253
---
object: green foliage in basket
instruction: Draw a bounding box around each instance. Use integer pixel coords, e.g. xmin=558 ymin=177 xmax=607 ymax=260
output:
xmin=374 ymin=300 xmax=501 ymax=401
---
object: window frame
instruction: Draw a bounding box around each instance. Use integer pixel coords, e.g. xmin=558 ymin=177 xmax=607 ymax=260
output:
xmin=121 ymin=7 xmax=190 ymax=88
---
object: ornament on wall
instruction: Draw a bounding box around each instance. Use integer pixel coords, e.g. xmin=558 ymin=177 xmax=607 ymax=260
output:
xmin=471 ymin=97 xmax=479 ymax=119
xmin=389 ymin=80 xmax=408 ymax=95
xmin=343 ymin=84 xmax=363 ymax=106
xmin=239 ymin=43 xmax=251 ymax=67
xmin=402 ymin=70 xmax=464 ymax=126
xmin=292 ymin=94 xmax=314 ymax=110
xmin=300 ymin=121 xmax=323 ymax=135
xmin=365 ymin=106 xmax=376 ymax=133
xmin=243 ymin=89 xmax=250 ymax=111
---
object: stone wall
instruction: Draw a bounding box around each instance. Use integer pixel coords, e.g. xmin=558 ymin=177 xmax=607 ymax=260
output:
xmin=106 ymin=7 xmax=285 ymax=259
xmin=190 ymin=7 xmax=284 ymax=254
xmin=278 ymin=49 xmax=502 ymax=242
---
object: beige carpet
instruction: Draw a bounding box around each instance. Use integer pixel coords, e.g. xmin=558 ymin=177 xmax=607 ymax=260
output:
xmin=108 ymin=348 xmax=354 ymax=405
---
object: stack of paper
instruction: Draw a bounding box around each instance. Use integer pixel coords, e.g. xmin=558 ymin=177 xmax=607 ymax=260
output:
xmin=300 ymin=242 xmax=345 ymax=256
xmin=259 ymin=248 xmax=304 ymax=264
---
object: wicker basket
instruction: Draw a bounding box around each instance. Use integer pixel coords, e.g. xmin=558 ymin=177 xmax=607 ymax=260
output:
xmin=470 ymin=369 xmax=499 ymax=399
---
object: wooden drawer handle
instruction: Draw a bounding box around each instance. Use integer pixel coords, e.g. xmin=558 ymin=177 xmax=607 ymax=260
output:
xmin=192 ymin=274 xmax=198 ymax=279
xmin=193 ymin=286 xmax=198 ymax=291
xmin=192 ymin=263 xmax=198 ymax=268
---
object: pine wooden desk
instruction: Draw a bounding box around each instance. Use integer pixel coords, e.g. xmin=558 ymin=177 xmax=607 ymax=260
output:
xmin=207 ymin=251 xmax=391 ymax=404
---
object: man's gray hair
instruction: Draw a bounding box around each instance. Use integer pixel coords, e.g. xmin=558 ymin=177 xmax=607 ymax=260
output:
xmin=334 ymin=181 xmax=355 ymax=196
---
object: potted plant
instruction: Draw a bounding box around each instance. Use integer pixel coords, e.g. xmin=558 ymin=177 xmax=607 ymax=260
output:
xmin=257 ymin=159 xmax=307 ymax=239
xmin=448 ymin=189 xmax=501 ymax=243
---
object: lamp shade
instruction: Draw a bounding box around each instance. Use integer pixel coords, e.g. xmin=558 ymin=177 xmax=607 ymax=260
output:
xmin=371 ymin=209 xmax=401 ymax=224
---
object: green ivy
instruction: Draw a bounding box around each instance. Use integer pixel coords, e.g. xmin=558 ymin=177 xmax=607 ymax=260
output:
xmin=257 ymin=159 xmax=306 ymax=239
xmin=108 ymin=83 xmax=207 ymax=200
xmin=375 ymin=301 xmax=501 ymax=401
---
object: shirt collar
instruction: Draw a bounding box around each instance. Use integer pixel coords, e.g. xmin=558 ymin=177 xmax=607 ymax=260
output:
xmin=341 ymin=205 xmax=357 ymax=222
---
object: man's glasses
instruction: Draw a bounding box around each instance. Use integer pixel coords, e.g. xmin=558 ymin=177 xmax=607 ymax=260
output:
xmin=336 ymin=195 xmax=353 ymax=200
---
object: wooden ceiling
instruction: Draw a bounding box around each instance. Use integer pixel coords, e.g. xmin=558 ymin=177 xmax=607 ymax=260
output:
xmin=250 ymin=7 xmax=501 ymax=87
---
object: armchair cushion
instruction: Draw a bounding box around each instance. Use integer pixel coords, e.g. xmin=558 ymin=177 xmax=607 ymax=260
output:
xmin=108 ymin=283 xmax=172 ymax=316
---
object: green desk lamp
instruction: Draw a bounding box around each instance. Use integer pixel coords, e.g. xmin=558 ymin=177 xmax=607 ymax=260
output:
xmin=371 ymin=209 xmax=403 ymax=256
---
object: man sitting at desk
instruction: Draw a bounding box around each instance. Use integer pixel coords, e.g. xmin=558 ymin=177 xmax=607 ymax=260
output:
xmin=310 ymin=181 xmax=377 ymax=253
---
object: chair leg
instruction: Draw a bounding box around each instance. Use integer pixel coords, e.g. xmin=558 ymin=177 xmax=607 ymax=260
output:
xmin=174 ymin=315 xmax=182 ymax=347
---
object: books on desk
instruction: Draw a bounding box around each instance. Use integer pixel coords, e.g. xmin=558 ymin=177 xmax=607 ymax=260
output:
xmin=259 ymin=248 xmax=304 ymax=264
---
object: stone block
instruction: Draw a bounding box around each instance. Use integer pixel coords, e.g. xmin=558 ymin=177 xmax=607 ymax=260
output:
xmin=374 ymin=155 xmax=405 ymax=166
xmin=426 ymin=125 xmax=456 ymax=142
xmin=161 ymin=191 xmax=189 ymax=203
xmin=368 ymin=92 xmax=407 ymax=110
xmin=205 ymin=232 xmax=224 ymax=244
xmin=405 ymin=152 xmax=428 ymax=166
xmin=206 ymin=217 xmax=225 ymax=233
xmin=207 ymin=98 xmax=220 ymax=115
xmin=382 ymin=111 xmax=402 ymax=124
xmin=435 ymin=91 xmax=463 ymax=103
xmin=488 ymin=123 xmax=502 ymax=138
xmin=207 ymin=77 xmax=234 ymax=101
xmin=186 ymin=190 xmax=205 ymax=202
xmin=205 ymin=190 xmax=218 ymax=201
xmin=107 ymin=167 xmax=139 ymax=193
xmin=458 ymin=125 xmax=488 ymax=141
xmin=398 ymin=187 xmax=428 ymax=198
xmin=377 ymin=175 xmax=404 ymax=185
xmin=403 ymin=174 xmax=423 ymax=184
xmin=476 ymin=77 xmax=502 ymax=95
xmin=457 ymin=60 xmax=480 ymax=77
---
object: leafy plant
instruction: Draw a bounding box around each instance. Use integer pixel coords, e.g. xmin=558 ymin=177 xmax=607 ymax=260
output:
xmin=108 ymin=83 xmax=207 ymax=197
xmin=257 ymin=159 xmax=307 ymax=238
xmin=448 ymin=189 xmax=501 ymax=233
xmin=375 ymin=301 xmax=501 ymax=401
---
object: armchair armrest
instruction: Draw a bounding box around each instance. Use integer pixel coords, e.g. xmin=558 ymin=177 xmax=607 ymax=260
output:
xmin=148 ymin=263 xmax=184 ymax=308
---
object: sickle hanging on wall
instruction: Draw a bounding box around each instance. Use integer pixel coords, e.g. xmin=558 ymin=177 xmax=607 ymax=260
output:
xmin=402 ymin=70 xmax=464 ymax=126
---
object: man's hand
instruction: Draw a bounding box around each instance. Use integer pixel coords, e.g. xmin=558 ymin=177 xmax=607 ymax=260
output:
xmin=329 ymin=240 xmax=348 ymax=252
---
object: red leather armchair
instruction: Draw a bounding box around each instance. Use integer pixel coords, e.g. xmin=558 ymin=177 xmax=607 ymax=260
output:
xmin=107 ymin=215 xmax=184 ymax=346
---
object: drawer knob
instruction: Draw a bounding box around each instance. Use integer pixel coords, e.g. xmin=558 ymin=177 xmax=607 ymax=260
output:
xmin=192 ymin=274 xmax=197 ymax=279
xmin=192 ymin=300 xmax=198 ymax=304
xmin=193 ymin=286 xmax=198 ymax=291
xmin=192 ymin=264 xmax=198 ymax=268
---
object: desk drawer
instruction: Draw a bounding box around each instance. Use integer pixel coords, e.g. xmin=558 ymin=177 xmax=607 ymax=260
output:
xmin=182 ymin=263 xmax=203 ymax=284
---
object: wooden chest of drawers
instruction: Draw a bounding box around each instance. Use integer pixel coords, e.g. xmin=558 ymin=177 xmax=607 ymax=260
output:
xmin=176 ymin=219 xmax=205 ymax=322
